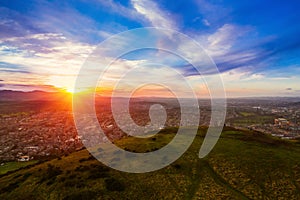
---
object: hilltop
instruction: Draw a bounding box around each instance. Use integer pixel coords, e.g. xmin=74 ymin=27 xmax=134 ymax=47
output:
xmin=0 ymin=127 xmax=299 ymax=199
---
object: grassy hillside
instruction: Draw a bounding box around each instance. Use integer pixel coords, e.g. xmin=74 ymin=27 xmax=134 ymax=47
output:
xmin=0 ymin=127 xmax=299 ymax=199
xmin=0 ymin=161 xmax=38 ymax=175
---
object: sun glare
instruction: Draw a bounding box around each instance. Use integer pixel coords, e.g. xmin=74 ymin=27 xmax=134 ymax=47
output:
xmin=64 ymin=87 xmax=90 ymax=94
xmin=66 ymin=87 xmax=75 ymax=94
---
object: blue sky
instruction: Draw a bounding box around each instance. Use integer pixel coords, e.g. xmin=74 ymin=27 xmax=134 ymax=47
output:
xmin=0 ymin=0 xmax=300 ymax=97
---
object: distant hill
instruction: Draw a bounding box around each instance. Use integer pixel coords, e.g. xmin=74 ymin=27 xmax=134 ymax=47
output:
xmin=0 ymin=90 xmax=70 ymax=101
xmin=0 ymin=90 xmax=72 ymax=113
xmin=0 ymin=127 xmax=299 ymax=199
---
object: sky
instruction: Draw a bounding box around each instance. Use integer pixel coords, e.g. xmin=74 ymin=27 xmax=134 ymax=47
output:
xmin=0 ymin=0 xmax=300 ymax=97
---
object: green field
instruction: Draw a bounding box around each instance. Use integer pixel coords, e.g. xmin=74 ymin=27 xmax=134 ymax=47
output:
xmin=239 ymin=112 xmax=256 ymax=117
xmin=231 ymin=112 xmax=275 ymax=126
xmin=0 ymin=160 xmax=38 ymax=175
xmin=0 ymin=127 xmax=299 ymax=199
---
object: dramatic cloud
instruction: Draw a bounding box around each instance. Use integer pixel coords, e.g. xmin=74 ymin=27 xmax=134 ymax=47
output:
xmin=0 ymin=31 xmax=95 ymax=92
xmin=0 ymin=0 xmax=299 ymax=96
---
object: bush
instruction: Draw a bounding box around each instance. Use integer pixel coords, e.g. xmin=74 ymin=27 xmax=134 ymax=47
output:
xmin=105 ymin=177 xmax=125 ymax=191
xmin=0 ymin=181 xmax=20 ymax=193
xmin=75 ymin=165 xmax=90 ymax=172
xmin=88 ymin=171 xmax=108 ymax=179
xmin=68 ymin=174 xmax=76 ymax=179
xmin=47 ymin=164 xmax=62 ymax=178
xmin=64 ymin=179 xmax=85 ymax=188
xmin=39 ymin=164 xmax=62 ymax=184
xmin=13 ymin=174 xmax=22 ymax=179
xmin=173 ymin=164 xmax=181 ymax=169
xmin=23 ymin=172 xmax=32 ymax=179
xmin=46 ymin=179 xmax=55 ymax=186
xmin=40 ymin=164 xmax=62 ymax=182
xmin=152 ymin=147 xmax=159 ymax=151
xmin=87 ymin=164 xmax=109 ymax=179
xmin=79 ymin=155 xmax=95 ymax=163
xmin=63 ymin=190 xmax=97 ymax=200
xmin=59 ymin=176 xmax=66 ymax=182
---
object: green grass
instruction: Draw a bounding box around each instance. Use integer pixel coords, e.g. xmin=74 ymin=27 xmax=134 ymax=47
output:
xmin=0 ymin=127 xmax=299 ymax=199
xmin=239 ymin=112 xmax=256 ymax=117
xmin=231 ymin=113 xmax=275 ymax=126
xmin=0 ymin=161 xmax=38 ymax=175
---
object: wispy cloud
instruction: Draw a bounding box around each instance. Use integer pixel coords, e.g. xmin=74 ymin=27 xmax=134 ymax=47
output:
xmin=205 ymin=24 xmax=252 ymax=56
xmin=195 ymin=0 xmax=232 ymax=27
xmin=96 ymin=0 xmax=142 ymax=23
xmin=202 ymin=19 xmax=210 ymax=27
xmin=131 ymin=0 xmax=177 ymax=30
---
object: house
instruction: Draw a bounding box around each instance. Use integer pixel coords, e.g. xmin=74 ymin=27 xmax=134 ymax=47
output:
xmin=274 ymin=118 xmax=289 ymax=128
xmin=18 ymin=155 xmax=30 ymax=162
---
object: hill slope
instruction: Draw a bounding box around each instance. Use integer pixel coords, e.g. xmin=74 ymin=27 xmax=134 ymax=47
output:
xmin=0 ymin=127 xmax=300 ymax=199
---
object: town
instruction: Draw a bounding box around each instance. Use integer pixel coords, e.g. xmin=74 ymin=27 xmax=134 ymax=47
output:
xmin=226 ymin=98 xmax=300 ymax=140
xmin=0 ymin=97 xmax=300 ymax=162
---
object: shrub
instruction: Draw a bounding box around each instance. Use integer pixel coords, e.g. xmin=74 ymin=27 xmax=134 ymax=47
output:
xmin=23 ymin=172 xmax=32 ymax=179
xmin=87 ymin=164 xmax=109 ymax=179
xmin=63 ymin=179 xmax=85 ymax=188
xmin=75 ymin=165 xmax=90 ymax=172
xmin=38 ymin=164 xmax=62 ymax=184
xmin=173 ymin=164 xmax=181 ymax=169
xmin=63 ymin=190 xmax=97 ymax=200
xmin=59 ymin=176 xmax=66 ymax=182
xmin=13 ymin=174 xmax=22 ymax=179
xmin=68 ymin=173 xmax=76 ymax=179
xmin=78 ymin=155 xmax=95 ymax=163
xmin=46 ymin=164 xmax=62 ymax=179
xmin=0 ymin=182 xmax=19 ymax=193
xmin=105 ymin=177 xmax=125 ymax=191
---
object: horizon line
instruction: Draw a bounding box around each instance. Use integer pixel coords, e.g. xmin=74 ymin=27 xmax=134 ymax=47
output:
xmin=0 ymin=89 xmax=300 ymax=99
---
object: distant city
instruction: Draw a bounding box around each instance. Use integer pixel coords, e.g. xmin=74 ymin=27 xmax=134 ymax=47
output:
xmin=1 ymin=91 xmax=300 ymax=163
